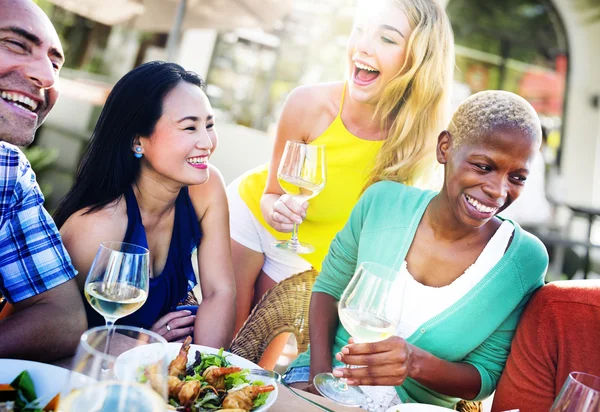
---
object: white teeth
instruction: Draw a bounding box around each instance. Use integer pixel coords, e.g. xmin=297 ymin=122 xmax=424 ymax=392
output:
xmin=0 ymin=91 xmax=38 ymax=111
xmin=466 ymin=194 xmax=497 ymax=214
xmin=355 ymin=62 xmax=378 ymax=72
xmin=187 ymin=156 xmax=207 ymax=165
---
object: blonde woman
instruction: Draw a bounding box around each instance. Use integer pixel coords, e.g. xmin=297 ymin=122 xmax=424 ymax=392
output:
xmin=227 ymin=0 xmax=455 ymax=346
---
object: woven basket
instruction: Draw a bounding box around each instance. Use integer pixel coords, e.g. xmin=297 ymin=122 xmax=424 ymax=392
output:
xmin=229 ymin=269 xmax=318 ymax=364
xmin=456 ymin=399 xmax=483 ymax=412
xmin=179 ymin=290 xmax=199 ymax=306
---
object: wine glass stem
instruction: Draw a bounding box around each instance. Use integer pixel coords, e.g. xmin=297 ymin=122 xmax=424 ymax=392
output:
xmin=290 ymin=223 xmax=300 ymax=246
xmin=335 ymin=365 xmax=352 ymax=391
xmin=100 ymin=318 xmax=117 ymax=373
xmin=103 ymin=318 xmax=116 ymax=355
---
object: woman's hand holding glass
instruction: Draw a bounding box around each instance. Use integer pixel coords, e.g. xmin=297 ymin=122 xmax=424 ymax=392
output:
xmin=272 ymin=140 xmax=326 ymax=254
xmin=334 ymin=336 xmax=414 ymax=387
xmin=313 ymin=261 xmax=407 ymax=406
xmin=268 ymin=194 xmax=309 ymax=233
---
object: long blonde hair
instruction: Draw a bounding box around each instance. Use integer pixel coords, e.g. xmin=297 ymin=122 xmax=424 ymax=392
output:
xmin=364 ymin=0 xmax=454 ymax=189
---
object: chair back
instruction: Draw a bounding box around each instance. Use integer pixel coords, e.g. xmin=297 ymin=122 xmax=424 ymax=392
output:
xmin=229 ymin=269 xmax=318 ymax=364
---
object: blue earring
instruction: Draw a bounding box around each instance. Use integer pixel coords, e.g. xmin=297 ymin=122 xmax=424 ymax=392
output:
xmin=134 ymin=147 xmax=143 ymax=159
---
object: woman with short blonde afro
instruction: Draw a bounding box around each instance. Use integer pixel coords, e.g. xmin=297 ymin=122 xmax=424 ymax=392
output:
xmin=288 ymin=90 xmax=548 ymax=410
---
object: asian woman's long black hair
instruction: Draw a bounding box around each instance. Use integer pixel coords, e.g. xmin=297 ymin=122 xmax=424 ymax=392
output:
xmin=53 ymin=61 xmax=204 ymax=229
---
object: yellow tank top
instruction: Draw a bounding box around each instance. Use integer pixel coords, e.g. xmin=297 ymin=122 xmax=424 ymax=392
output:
xmin=238 ymin=86 xmax=383 ymax=271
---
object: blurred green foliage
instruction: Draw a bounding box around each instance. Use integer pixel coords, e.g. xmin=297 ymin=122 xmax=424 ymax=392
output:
xmin=578 ymin=0 xmax=600 ymax=20
xmin=447 ymin=0 xmax=561 ymax=64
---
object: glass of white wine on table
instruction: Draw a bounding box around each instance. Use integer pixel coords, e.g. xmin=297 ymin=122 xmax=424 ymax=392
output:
xmin=58 ymin=325 xmax=168 ymax=412
xmin=274 ymin=140 xmax=326 ymax=254
xmin=84 ymin=241 xmax=150 ymax=354
xmin=313 ymin=262 xmax=407 ymax=407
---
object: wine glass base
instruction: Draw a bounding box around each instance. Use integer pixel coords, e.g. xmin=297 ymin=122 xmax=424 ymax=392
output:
xmin=272 ymin=240 xmax=315 ymax=254
xmin=313 ymin=373 xmax=364 ymax=407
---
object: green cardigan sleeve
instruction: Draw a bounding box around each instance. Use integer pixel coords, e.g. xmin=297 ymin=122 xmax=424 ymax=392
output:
xmin=462 ymin=290 xmax=536 ymax=400
xmin=463 ymin=233 xmax=548 ymax=400
xmin=312 ymin=183 xmax=379 ymax=300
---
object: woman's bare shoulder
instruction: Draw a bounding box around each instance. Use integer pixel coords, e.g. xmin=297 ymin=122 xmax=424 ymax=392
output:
xmin=188 ymin=165 xmax=227 ymax=220
xmin=285 ymin=82 xmax=344 ymax=116
xmin=60 ymin=197 xmax=128 ymax=243
xmin=280 ymin=82 xmax=344 ymax=140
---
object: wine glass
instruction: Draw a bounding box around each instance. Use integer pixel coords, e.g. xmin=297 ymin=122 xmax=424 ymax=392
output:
xmin=84 ymin=241 xmax=150 ymax=329
xmin=550 ymin=372 xmax=600 ymax=411
xmin=58 ymin=325 xmax=169 ymax=412
xmin=273 ymin=140 xmax=326 ymax=254
xmin=313 ymin=262 xmax=407 ymax=406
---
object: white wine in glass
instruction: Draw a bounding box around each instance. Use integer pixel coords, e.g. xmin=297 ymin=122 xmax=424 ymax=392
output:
xmin=84 ymin=241 xmax=150 ymax=328
xmin=59 ymin=325 xmax=168 ymax=412
xmin=274 ymin=140 xmax=326 ymax=254
xmin=338 ymin=308 xmax=396 ymax=343
xmin=314 ymin=262 xmax=407 ymax=407
xmin=85 ymin=283 xmax=147 ymax=320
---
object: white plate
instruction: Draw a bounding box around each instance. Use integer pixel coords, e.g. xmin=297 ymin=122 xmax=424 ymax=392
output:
xmin=0 ymin=359 xmax=72 ymax=402
xmin=117 ymin=343 xmax=278 ymax=411
xmin=385 ymin=403 xmax=455 ymax=412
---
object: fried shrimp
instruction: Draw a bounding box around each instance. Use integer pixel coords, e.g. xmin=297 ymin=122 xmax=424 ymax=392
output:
xmin=144 ymin=362 xmax=167 ymax=396
xmin=177 ymin=380 xmax=203 ymax=406
xmin=221 ymin=385 xmax=275 ymax=411
xmin=167 ymin=375 xmax=185 ymax=398
xmin=202 ymin=366 xmax=243 ymax=390
xmin=168 ymin=336 xmax=192 ymax=377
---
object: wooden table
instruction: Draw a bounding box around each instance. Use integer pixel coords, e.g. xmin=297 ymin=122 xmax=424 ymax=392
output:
xmin=273 ymin=384 xmax=360 ymax=411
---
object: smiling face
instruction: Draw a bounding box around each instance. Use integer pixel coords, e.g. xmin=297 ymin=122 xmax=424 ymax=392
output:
xmin=437 ymin=127 xmax=539 ymax=229
xmin=0 ymin=0 xmax=64 ymax=146
xmin=136 ymin=81 xmax=217 ymax=187
xmin=346 ymin=0 xmax=412 ymax=105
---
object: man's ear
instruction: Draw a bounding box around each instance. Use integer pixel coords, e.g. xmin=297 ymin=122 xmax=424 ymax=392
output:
xmin=436 ymin=130 xmax=452 ymax=165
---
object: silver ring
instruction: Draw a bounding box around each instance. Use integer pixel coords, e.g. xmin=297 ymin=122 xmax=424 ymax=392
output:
xmin=166 ymin=323 xmax=171 ymax=332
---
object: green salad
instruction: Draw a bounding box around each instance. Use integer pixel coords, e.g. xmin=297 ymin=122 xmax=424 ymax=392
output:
xmin=164 ymin=344 xmax=274 ymax=412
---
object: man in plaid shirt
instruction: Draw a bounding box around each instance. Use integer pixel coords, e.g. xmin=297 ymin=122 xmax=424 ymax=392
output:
xmin=0 ymin=0 xmax=86 ymax=360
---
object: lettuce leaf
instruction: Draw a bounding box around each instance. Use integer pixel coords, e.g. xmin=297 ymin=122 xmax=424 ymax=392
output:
xmin=137 ymin=366 xmax=148 ymax=384
xmin=195 ymin=391 xmax=222 ymax=410
xmin=10 ymin=371 xmax=37 ymax=409
xmin=184 ymin=374 xmax=205 ymax=382
xmin=251 ymin=381 xmax=270 ymax=408
xmin=253 ymin=392 xmax=270 ymax=408
xmin=194 ymin=349 xmax=230 ymax=374
xmin=224 ymin=369 xmax=250 ymax=390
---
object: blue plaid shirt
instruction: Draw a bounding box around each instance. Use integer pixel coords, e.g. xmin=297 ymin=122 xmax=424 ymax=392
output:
xmin=0 ymin=142 xmax=77 ymax=303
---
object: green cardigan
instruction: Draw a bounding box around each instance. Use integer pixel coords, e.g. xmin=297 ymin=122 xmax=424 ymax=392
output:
xmin=290 ymin=181 xmax=548 ymax=408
